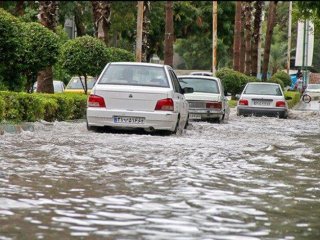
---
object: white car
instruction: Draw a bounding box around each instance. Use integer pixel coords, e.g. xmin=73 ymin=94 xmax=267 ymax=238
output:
xmin=178 ymin=75 xmax=230 ymax=123
xmin=237 ymin=82 xmax=288 ymax=119
xmin=86 ymin=62 xmax=193 ymax=134
xmin=33 ymin=80 xmax=65 ymax=93
xmin=304 ymin=83 xmax=320 ymax=99
xmin=190 ymin=71 xmax=213 ymax=77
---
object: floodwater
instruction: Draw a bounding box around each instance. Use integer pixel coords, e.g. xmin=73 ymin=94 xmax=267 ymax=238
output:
xmin=0 ymin=109 xmax=320 ymax=240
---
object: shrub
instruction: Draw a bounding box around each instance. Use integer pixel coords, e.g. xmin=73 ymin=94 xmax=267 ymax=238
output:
xmin=59 ymin=36 xmax=108 ymax=94
xmin=270 ymin=71 xmax=291 ymax=87
xmin=105 ymin=47 xmax=135 ymax=62
xmin=0 ymin=91 xmax=88 ymax=123
xmin=216 ymin=68 xmax=259 ymax=98
xmin=267 ymin=77 xmax=284 ymax=90
xmin=285 ymin=91 xmax=300 ymax=109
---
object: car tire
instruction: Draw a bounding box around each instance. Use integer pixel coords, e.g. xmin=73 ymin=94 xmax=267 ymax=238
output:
xmin=173 ymin=115 xmax=182 ymax=135
xmin=86 ymin=120 xmax=99 ymax=132
xmin=184 ymin=114 xmax=189 ymax=129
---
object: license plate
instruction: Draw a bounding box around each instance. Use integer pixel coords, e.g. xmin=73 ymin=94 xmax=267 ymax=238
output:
xmin=253 ymin=101 xmax=271 ymax=106
xmin=113 ymin=116 xmax=145 ymax=124
xmin=189 ymin=114 xmax=201 ymax=120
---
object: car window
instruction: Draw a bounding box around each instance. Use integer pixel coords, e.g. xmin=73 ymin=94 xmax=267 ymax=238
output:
xmin=98 ymin=65 xmax=169 ymax=88
xmin=53 ymin=82 xmax=64 ymax=93
xmin=178 ymin=78 xmax=220 ymax=94
xmin=244 ymin=84 xmax=282 ymax=96
xmin=307 ymin=84 xmax=320 ymax=90
xmin=169 ymin=70 xmax=183 ymax=93
xmin=66 ymin=77 xmax=96 ymax=89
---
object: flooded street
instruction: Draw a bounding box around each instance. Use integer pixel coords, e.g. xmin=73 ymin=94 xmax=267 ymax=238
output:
xmin=0 ymin=109 xmax=320 ymax=240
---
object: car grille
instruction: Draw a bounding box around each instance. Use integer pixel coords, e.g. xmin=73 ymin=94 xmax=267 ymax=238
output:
xmin=188 ymin=101 xmax=206 ymax=108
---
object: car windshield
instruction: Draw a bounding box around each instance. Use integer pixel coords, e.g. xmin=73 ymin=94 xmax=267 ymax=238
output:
xmin=99 ymin=65 xmax=169 ymax=88
xmin=53 ymin=82 xmax=64 ymax=92
xmin=307 ymin=84 xmax=320 ymax=90
xmin=66 ymin=77 xmax=96 ymax=89
xmin=244 ymin=84 xmax=282 ymax=96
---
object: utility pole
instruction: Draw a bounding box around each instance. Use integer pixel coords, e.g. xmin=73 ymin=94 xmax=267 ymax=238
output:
xmin=164 ymin=1 xmax=174 ymax=66
xmin=287 ymin=1 xmax=292 ymax=74
xmin=136 ymin=1 xmax=144 ymax=62
xmin=212 ymin=1 xmax=218 ymax=74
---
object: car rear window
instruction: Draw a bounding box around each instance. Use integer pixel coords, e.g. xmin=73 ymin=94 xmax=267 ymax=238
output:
xmin=178 ymin=78 xmax=220 ymax=94
xmin=244 ymin=84 xmax=282 ymax=96
xmin=99 ymin=65 xmax=169 ymax=88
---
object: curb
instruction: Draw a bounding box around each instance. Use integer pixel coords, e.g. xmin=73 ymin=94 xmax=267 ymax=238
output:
xmin=0 ymin=123 xmax=35 ymax=135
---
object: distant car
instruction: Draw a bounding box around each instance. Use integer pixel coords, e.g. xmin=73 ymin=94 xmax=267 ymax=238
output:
xmin=190 ymin=71 xmax=213 ymax=77
xmin=86 ymin=62 xmax=193 ymax=134
xmin=304 ymin=84 xmax=320 ymax=98
xmin=33 ymin=80 xmax=65 ymax=93
xmin=178 ymin=75 xmax=230 ymax=123
xmin=237 ymin=82 xmax=288 ymax=119
xmin=64 ymin=76 xmax=96 ymax=94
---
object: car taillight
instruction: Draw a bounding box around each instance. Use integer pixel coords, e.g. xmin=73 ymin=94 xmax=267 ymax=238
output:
xmin=276 ymin=100 xmax=286 ymax=107
xmin=155 ymin=98 xmax=174 ymax=111
xmin=88 ymin=94 xmax=106 ymax=108
xmin=239 ymin=99 xmax=248 ymax=105
xmin=206 ymin=101 xmax=222 ymax=109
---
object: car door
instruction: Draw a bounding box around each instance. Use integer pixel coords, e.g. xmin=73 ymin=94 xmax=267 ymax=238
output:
xmin=168 ymin=69 xmax=188 ymax=121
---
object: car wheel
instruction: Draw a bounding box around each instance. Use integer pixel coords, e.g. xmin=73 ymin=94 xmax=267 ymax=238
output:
xmin=86 ymin=120 xmax=98 ymax=132
xmin=173 ymin=115 xmax=182 ymax=135
xmin=184 ymin=114 xmax=189 ymax=129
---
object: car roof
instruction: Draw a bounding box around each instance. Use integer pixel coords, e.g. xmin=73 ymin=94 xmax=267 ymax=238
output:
xmin=109 ymin=62 xmax=168 ymax=68
xmin=247 ymin=82 xmax=279 ymax=86
xmin=177 ymin=75 xmax=220 ymax=81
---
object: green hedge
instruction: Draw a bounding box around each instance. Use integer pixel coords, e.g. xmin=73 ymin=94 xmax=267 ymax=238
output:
xmin=285 ymin=91 xmax=300 ymax=109
xmin=216 ymin=68 xmax=259 ymax=98
xmin=270 ymin=71 xmax=291 ymax=87
xmin=0 ymin=91 xmax=87 ymax=123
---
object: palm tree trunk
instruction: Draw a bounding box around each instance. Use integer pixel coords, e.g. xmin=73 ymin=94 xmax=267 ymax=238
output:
xmin=233 ymin=1 xmax=242 ymax=71
xmin=36 ymin=1 xmax=58 ymax=94
xmin=239 ymin=2 xmax=246 ymax=73
xmin=244 ymin=2 xmax=252 ymax=76
xmin=74 ymin=2 xmax=86 ymax=36
xmin=142 ymin=1 xmax=151 ymax=62
xmin=92 ymin=1 xmax=111 ymax=45
xmin=15 ymin=1 xmax=24 ymax=16
xmin=251 ymin=1 xmax=264 ymax=77
xmin=164 ymin=1 xmax=174 ymax=66
xmin=262 ymin=1 xmax=278 ymax=81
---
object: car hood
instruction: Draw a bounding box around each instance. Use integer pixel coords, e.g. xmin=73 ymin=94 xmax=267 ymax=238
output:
xmin=184 ymin=92 xmax=221 ymax=101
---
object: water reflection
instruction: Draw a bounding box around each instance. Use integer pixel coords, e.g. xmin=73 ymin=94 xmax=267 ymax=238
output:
xmin=0 ymin=110 xmax=320 ymax=239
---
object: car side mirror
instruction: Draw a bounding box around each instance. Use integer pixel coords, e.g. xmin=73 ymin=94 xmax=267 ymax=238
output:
xmin=183 ymin=87 xmax=194 ymax=94
xmin=235 ymin=94 xmax=241 ymax=100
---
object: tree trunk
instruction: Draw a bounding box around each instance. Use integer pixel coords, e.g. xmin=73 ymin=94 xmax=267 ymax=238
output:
xmin=36 ymin=1 xmax=58 ymax=94
xmin=251 ymin=1 xmax=264 ymax=77
xmin=233 ymin=1 xmax=242 ymax=72
xmin=142 ymin=1 xmax=151 ymax=62
xmin=74 ymin=2 xmax=86 ymax=36
xmin=239 ymin=2 xmax=246 ymax=73
xmin=262 ymin=1 xmax=278 ymax=81
xmin=244 ymin=2 xmax=252 ymax=76
xmin=92 ymin=1 xmax=111 ymax=45
xmin=15 ymin=1 xmax=24 ymax=16
xmin=164 ymin=1 xmax=174 ymax=67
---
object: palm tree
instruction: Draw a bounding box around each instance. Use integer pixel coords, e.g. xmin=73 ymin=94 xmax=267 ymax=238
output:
xmin=244 ymin=1 xmax=252 ymax=75
xmin=92 ymin=1 xmax=111 ymax=45
xmin=36 ymin=1 xmax=58 ymax=93
xmin=251 ymin=1 xmax=264 ymax=77
xmin=142 ymin=1 xmax=151 ymax=62
xmin=164 ymin=1 xmax=174 ymax=66
xmin=262 ymin=1 xmax=278 ymax=81
xmin=233 ymin=1 xmax=242 ymax=71
xmin=239 ymin=2 xmax=246 ymax=73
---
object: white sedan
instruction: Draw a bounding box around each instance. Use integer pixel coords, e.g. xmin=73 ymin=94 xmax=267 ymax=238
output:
xmin=304 ymin=84 xmax=320 ymax=99
xmin=178 ymin=75 xmax=230 ymax=123
xmin=86 ymin=62 xmax=193 ymax=134
xmin=237 ymin=82 xmax=288 ymax=119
